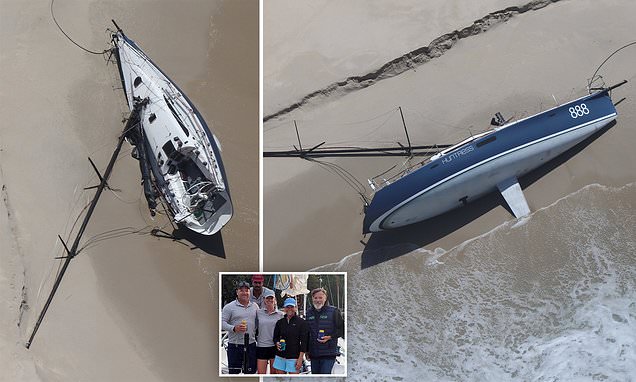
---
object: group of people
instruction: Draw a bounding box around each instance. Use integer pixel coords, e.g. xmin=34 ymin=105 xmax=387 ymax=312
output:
xmin=221 ymin=275 xmax=344 ymax=374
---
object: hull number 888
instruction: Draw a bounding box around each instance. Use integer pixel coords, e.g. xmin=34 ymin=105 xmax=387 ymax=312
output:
xmin=569 ymin=103 xmax=589 ymax=119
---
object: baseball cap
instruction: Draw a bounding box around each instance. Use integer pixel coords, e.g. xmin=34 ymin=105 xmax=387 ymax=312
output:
xmin=283 ymin=297 xmax=297 ymax=307
xmin=236 ymin=281 xmax=250 ymax=289
xmin=263 ymin=289 xmax=275 ymax=298
xmin=252 ymin=274 xmax=264 ymax=283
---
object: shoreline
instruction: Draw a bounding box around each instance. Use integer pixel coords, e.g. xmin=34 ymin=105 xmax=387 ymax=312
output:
xmin=313 ymin=180 xmax=636 ymax=272
xmin=1 ymin=0 xmax=258 ymax=380
xmin=263 ymin=0 xmax=636 ymax=270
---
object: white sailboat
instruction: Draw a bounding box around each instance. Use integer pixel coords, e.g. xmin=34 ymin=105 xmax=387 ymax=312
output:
xmin=111 ymin=22 xmax=232 ymax=235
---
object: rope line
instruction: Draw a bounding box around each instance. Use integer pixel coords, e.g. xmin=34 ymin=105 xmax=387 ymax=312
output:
xmin=307 ymin=158 xmax=370 ymax=205
xmin=50 ymin=0 xmax=108 ymax=55
xmin=589 ymin=41 xmax=636 ymax=90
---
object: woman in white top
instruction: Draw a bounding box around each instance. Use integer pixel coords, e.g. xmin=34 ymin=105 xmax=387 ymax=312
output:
xmin=256 ymin=289 xmax=284 ymax=374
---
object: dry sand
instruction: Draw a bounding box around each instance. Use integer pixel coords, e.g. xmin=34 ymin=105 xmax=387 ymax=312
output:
xmin=264 ymin=0 xmax=522 ymax=117
xmin=1 ymin=0 xmax=258 ymax=381
xmin=263 ymin=0 xmax=636 ymax=271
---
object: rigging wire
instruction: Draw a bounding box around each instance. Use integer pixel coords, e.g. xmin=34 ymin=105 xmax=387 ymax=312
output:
xmin=64 ymin=200 xmax=92 ymax=245
xmin=264 ymin=107 xmax=401 ymax=148
xmin=588 ymin=41 xmax=636 ymax=90
xmin=77 ymin=225 xmax=155 ymax=254
xmin=34 ymin=243 xmax=65 ymax=310
xmin=310 ymin=159 xmax=366 ymax=194
xmin=33 ymin=177 xmax=99 ymax=308
xmin=328 ymin=110 xmax=399 ymax=147
xmin=400 ymin=105 xmax=466 ymax=131
xmin=31 ymin=111 xmax=161 ymax=312
xmin=336 ymin=107 xmax=399 ymax=126
xmin=306 ymin=158 xmax=370 ymax=205
xmin=50 ymin=0 xmax=109 ymax=56
xmin=263 ymin=107 xmax=399 ymax=133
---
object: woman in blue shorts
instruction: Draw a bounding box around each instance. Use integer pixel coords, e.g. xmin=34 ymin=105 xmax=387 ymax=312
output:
xmin=272 ymin=297 xmax=309 ymax=374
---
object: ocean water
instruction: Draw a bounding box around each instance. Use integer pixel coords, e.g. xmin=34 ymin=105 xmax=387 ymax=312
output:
xmin=330 ymin=182 xmax=636 ymax=381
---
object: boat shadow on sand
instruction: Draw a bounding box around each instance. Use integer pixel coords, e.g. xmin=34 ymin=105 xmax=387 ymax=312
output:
xmin=360 ymin=121 xmax=616 ymax=269
xmin=152 ymin=226 xmax=226 ymax=258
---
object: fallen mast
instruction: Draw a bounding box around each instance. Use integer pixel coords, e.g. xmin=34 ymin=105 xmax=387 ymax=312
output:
xmin=25 ymin=98 xmax=148 ymax=348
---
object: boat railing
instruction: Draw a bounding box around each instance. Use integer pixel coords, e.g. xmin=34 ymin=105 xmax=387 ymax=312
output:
xmin=587 ymin=75 xmax=606 ymax=94
xmin=429 ymin=130 xmax=494 ymax=161
xmin=162 ymin=85 xmax=222 ymax=184
xmin=367 ymin=151 xmax=436 ymax=191
xmin=367 ymin=128 xmax=498 ymax=192
xmin=168 ymin=86 xmax=224 ymax=184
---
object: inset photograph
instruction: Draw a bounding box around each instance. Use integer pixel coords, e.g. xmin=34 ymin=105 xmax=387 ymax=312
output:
xmin=219 ymin=273 xmax=346 ymax=376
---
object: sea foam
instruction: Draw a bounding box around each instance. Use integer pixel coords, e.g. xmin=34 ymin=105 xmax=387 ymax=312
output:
xmin=336 ymin=182 xmax=636 ymax=380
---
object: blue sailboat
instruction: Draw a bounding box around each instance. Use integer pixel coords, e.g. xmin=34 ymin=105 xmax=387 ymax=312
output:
xmin=362 ymin=82 xmax=626 ymax=233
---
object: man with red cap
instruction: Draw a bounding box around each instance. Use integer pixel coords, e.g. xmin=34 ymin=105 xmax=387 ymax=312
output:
xmin=250 ymin=274 xmax=275 ymax=308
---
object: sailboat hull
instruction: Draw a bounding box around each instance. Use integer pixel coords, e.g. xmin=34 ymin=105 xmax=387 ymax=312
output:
xmin=363 ymin=90 xmax=618 ymax=233
xmin=112 ymin=30 xmax=232 ymax=235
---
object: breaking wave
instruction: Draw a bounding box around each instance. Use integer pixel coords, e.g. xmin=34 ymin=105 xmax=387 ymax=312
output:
xmin=324 ymin=182 xmax=636 ymax=381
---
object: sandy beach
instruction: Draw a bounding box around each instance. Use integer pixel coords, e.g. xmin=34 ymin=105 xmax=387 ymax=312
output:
xmin=263 ymin=0 xmax=636 ymax=271
xmin=1 ymin=1 xmax=258 ymax=381
xmin=264 ymin=2 xmax=636 ymax=379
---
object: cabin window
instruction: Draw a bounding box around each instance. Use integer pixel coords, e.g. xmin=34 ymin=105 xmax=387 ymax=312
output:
xmin=476 ymin=135 xmax=497 ymax=148
xmin=162 ymin=140 xmax=186 ymax=162
xmin=149 ymin=113 xmax=156 ymax=123
xmin=163 ymin=95 xmax=190 ymax=137
xmin=133 ymin=76 xmax=142 ymax=88
xmin=162 ymin=141 xmax=176 ymax=158
xmin=430 ymin=163 xmax=438 ymax=169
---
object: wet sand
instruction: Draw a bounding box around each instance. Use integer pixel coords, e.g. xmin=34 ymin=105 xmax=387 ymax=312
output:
xmin=1 ymin=0 xmax=258 ymax=381
xmin=263 ymin=0 xmax=636 ymax=271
